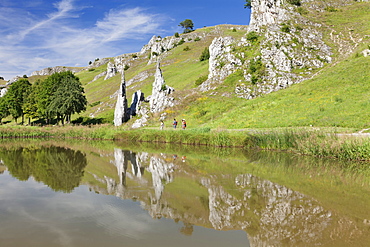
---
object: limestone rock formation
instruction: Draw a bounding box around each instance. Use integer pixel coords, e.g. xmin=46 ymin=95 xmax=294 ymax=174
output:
xmin=128 ymin=90 xmax=144 ymax=117
xmin=104 ymin=62 xmax=117 ymax=80
xmin=200 ymin=36 xmax=242 ymax=91
xmin=31 ymin=66 xmax=81 ymax=76
xmin=113 ymin=71 xmax=128 ymax=126
xmin=149 ymin=63 xmax=175 ymax=113
xmin=201 ymin=0 xmax=332 ymax=99
xmin=0 ymin=88 xmax=7 ymax=97
xmin=248 ymin=0 xmax=288 ymax=32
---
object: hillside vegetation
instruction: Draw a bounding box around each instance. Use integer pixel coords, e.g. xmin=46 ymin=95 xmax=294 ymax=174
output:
xmin=5 ymin=0 xmax=370 ymax=130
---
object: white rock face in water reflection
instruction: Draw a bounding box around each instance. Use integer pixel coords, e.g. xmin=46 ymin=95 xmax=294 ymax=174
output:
xmin=86 ymin=149 xmax=356 ymax=245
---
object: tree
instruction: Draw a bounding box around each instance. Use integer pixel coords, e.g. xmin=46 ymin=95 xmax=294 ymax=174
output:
xmin=35 ymin=71 xmax=86 ymax=124
xmin=6 ymin=78 xmax=32 ymax=123
xmin=179 ymin=19 xmax=194 ymax=33
xmin=244 ymin=0 xmax=252 ymax=9
xmin=0 ymin=96 xmax=9 ymax=123
xmin=46 ymin=73 xmax=87 ymax=125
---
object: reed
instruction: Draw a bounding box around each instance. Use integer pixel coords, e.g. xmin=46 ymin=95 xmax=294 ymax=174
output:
xmin=2 ymin=125 xmax=370 ymax=161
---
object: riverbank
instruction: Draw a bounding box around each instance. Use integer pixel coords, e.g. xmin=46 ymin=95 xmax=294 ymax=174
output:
xmin=1 ymin=125 xmax=370 ymax=161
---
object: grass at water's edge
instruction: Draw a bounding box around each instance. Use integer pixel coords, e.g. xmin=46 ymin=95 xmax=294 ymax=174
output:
xmin=1 ymin=125 xmax=370 ymax=161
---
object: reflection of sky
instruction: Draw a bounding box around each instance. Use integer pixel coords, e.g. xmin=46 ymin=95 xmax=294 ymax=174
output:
xmin=0 ymin=171 xmax=249 ymax=247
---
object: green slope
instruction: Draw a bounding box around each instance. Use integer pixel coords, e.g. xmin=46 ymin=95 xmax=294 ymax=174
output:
xmin=31 ymin=2 xmax=370 ymax=130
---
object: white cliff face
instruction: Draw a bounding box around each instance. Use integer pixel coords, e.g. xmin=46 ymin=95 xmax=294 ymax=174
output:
xmin=248 ymin=0 xmax=288 ymax=32
xmin=200 ymin=36 xmax=242 ymax=92
xmin=113 ymin=71 xmax=128 ymax=126
xmin=149 ymin=63 xmax=175 ymax=113
xmin=201 ymin=0 xmax=333 ymax=99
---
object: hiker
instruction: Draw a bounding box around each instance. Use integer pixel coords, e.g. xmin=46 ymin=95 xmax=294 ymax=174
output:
xmin=182 ymin=119 xmax=186 ymax=129
xmin=160 ymin=120 xmax=164 ymax=130
xmin=173 ymin=119 xmax=178 ymax=129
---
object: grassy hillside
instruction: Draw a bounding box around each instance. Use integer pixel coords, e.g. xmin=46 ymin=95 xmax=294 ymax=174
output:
xmin=15 ymin=1 xmax=370 ymax=130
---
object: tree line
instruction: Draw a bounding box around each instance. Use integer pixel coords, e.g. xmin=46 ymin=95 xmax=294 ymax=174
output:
xmin=0 ymin=71 xmax=87 ymax=125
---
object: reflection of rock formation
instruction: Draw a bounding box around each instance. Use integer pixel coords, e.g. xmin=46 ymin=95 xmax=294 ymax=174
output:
xmin=87 ymin=149 xmax=368 ymax=246
xmin=147 ymin=156 xmax=174 ymax=203
xmin=202 ymin=174 xmax=332 ymax=246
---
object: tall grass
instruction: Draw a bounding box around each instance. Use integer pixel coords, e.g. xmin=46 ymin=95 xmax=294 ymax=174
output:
xmin=244 ymin=128 xmax=370 ymax=161
xmin=2 ymin=125 xmax=370 ymax=161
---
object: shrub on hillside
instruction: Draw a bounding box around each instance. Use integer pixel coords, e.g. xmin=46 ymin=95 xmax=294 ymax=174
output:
xmin=287 ymin=0 xmax=301 ymax=6
xmin=246 ymin=31 xmax=259 ymax=42
xmin=199 ymin=47 xmax=210 ymax=61
xmin=281 ymin=23 xmax=291 ymax=33
xmin=195 ymin=75 xmax=208 ymax=86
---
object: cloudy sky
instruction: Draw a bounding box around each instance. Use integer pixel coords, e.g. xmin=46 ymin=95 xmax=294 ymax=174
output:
xmin=0 ymin=0 xmax=251 ymax=80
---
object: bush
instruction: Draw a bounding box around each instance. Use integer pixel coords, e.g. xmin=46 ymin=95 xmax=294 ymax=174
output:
xmin=281 ymin=23 xmax=291 ymax=33
xmin=183 ymin=46 xmax=191 ymax=51
xmin=287 ymin=0 xmax=301 ymax=6
xmin=246 ymin=31 xmax=259 ymax=42
xmin=194 ymin=37 xmax=201 ymax=42
xmin=324 ymin=6 xmax=338 ymax=12
xmin=195 ymin=75 xmax=208 ymax=86
xmin=297 ymin=7 xmax=308 ymax=15
xmin=199 ymin=47 xmax=210 ymax=61
xmin=174 ymin=32 xmax=180 ymax=38
xmin=177 ymin=39 xmax=185 ymax=46
xmin=124 ymin=64 xmax=130 ymax=71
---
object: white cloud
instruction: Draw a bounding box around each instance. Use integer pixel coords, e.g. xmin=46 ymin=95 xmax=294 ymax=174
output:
xmin=0 ymin=0 xmax=168 ymax=80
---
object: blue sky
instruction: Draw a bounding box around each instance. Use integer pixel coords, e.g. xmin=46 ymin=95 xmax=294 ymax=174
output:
xmin=0 ymin=0 xmax=251 ymax=80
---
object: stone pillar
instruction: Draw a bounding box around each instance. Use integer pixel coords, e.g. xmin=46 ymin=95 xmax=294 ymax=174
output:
xmin=113 ymin=71 xmax=128 ymax=126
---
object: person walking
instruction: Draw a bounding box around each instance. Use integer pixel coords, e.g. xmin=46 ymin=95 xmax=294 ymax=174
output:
xmin=160 ymin=120 xmax=164 ymax=130
xmin=173 ymin=119 xmax=178 ymax=129
xmin=182 ymin=119 xmax=186 ymax=129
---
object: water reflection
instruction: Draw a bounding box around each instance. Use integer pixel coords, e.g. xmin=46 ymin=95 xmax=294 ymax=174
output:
xmin=1 ymin=146 xmax=86 ymax=192
xmin=0 ymin=140 xmax=369 ymax=246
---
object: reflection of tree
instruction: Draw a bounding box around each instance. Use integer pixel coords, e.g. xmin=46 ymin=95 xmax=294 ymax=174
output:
xmin=180 ymin=222 xmax=194 ymax=236
xmin=1 ymin=146 xmax=87 ymax=192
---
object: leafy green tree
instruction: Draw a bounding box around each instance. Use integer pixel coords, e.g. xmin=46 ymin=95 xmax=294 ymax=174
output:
xmin=6 ymin=78 xmax=32 ymax=123
xmin=35 ymin=71 xmax=86 ymax=124
xmin=0 ymin=96 xmax=9 ymax=123
xmin=47 ymin=73 xmax=87 ymax=124
xmin=23 ymin=84 xmax=39 ymax=125
xmin=179 ymin=19 xmax=194 ymax=33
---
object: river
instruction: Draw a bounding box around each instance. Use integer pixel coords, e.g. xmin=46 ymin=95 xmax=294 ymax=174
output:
xmin=0 ymin=139 xmax=369 ymax=247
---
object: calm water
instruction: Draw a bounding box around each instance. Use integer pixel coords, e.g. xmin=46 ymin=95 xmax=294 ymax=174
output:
xmin=0 ymin=139 xmax=369 ymax=247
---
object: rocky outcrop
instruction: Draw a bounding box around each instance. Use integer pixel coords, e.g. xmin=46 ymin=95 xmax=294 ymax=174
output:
xmin=363 ymin=49 xmax=370 ymax=57
xmin=148 ymin=63 xmax=175 ymax=113
xmin=248 ymin=0 xmax=288 ymax=32
xmin=128 ymin=90 xmax=144 ymax=117
xmin=113 ymin=71 xmax=128 ymax=126
xmin=201 ymin=0 xmax=332 ymax=99
xmin=104 ymin=62 xmax=117 ymax=80
xmin=8 ymin=76 xmax=21 ymax=85
xmin=200 ymin=36 xmax=242 ymax=91
xmin=91 ymin=71 xmax=107 ymax=83
xmin=0 ymin=88 xmax=7 ymax=97
xmin=31 ymin=66 xmax=81 ymax=76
